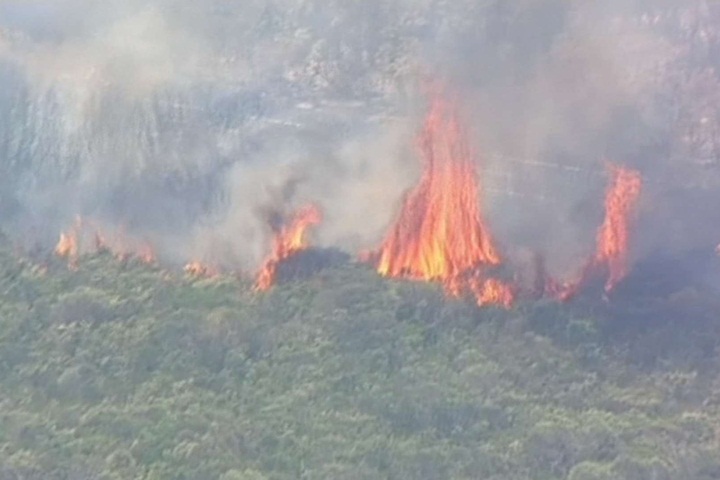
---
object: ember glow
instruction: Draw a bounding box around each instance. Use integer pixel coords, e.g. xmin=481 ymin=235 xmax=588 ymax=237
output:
xmin=367 ymin=89 xmax=513 ymax=307
xmin=255 ymin=204 xmax=322 ymax=291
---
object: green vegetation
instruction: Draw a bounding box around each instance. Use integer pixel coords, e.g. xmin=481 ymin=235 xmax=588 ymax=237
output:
xmin=1 ymin=242 xmax=720 ymax=480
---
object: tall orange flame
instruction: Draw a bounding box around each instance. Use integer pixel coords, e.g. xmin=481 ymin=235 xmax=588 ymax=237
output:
xmin=549 ymin=163 xmax=642 ymax=300
xmin=594 ymin=163 xmax=643 ymax=292
xmin=255 ymin=204 xmax=322 ymax=291
xmin=368 ymin=89 xmax=513 ymax=308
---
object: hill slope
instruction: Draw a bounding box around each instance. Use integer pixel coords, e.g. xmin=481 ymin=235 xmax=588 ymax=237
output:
xmin=1 ymin=244 xmax=720 ymax=480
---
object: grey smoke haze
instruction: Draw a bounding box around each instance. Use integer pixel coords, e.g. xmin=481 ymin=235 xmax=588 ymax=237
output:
xmin=1 ymin=0 xmax=719 ymax=277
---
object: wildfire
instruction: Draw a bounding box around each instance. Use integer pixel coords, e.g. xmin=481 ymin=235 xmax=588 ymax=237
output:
xmin=137 ymin=243 xmax=157 ymax=265
xmin=55 ymin=232 xmax=79 ymax=269
xmin=594 ymin=163 xmax=643 ymax=292
xmin=366 ymin=88 xmax=513 ymax=308
xmin=95 ymin=227 xmax=156 ymax=265
xmin=54 ymin=216 xmax=81 ymax=270
xmin=470 ymin=277 xmax=515 ymax=309
xmin=549 ymin=163 xmax=642 ymax=300
xmin=43 ymin=87 xmax=646 ymax=306
xmin=54 ymin=216 xmax=157 ymax=268
xmin=184 ymin=261 xmax=220 ymax=279
xmin=255 ymin=204 xmax=322 ymax=291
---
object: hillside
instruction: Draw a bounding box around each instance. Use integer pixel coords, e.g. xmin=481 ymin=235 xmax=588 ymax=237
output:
xmin=4 ymin=3 xmax=720 ymax=480
xmin=1 ymin=242 xmax=720 ymax=480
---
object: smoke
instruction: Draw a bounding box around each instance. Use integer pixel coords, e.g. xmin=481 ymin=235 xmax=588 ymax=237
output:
xmin=1 ymin=0 xmax=719 ymax=279
xmin=434 ymin=0 xmax=720 ymax=277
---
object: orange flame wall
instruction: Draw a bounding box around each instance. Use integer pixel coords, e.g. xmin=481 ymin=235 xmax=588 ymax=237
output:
xmin=369 ymin=88 xmax=513 ymax=307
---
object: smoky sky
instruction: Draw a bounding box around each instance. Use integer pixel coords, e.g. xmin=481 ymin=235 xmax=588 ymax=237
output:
xmin=0 ymin=0 xmax=719 ymax=275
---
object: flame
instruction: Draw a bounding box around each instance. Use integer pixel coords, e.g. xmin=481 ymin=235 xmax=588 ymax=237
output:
xmin=367 ymin=88 xmax=513 ymax=307
xmin=54 ymin=216 xmax=157 ymax=268
xmin=470 ymin=277 xmax=515 ymax=308
xmin=594 ymin=163 xmax=642 ymax=291
xmin=54 ymin=216 xmax=81 ymax=270
xmin=137 ymin=243 xmax=157 ymax=264
xmin=184 ymin=261 xmax=220 ymax=279
xmin=92 ymin=224 xmax=156 ymax=265
xmin=545 ymin=276 xmax=582 ymax=303
xmin=109 ymin=240 xmax=156 ymax=265
xmin=549 ymin=163 xmax=642 ymax=301
xmin=255 ymin=204 xmax=322 ymax=291
xmin=94 ymin=231 xmax=123 ymax=262
xmin=55 ymin=233 xmax=77 ymax=259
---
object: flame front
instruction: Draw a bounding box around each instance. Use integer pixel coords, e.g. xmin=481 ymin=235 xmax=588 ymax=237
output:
xmin=255 ymin=204 xmax=322 ymax=291
xmin=548 ymin=163 xmax=642 ymax=301
xmin=594 ymin=163 xmax=642 ymax=292
xmin=369 ymin=89 xmax=513 ymax=308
